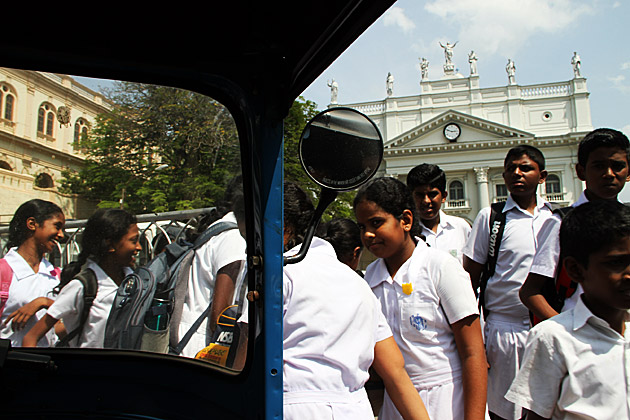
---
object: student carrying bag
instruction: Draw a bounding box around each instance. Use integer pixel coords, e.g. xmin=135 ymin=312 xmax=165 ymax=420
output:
xmin=103 ymin=221 xmax=238 ymax=353
xmin=479 ymin=202 xmax=574 ymax=323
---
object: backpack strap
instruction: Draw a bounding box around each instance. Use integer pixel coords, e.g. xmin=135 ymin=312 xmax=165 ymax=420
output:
xmin=169 ymin=221 xmax=238 ymax=356
xmin=192 ymin=220 xmax=238 ymax=250
xmin=479 ymin=201 xmax=507 ymax=319
xmin=56 ymin=267 xmax=98 ymax=347
xmin=0 ymin=259 xmax=14 ymax=319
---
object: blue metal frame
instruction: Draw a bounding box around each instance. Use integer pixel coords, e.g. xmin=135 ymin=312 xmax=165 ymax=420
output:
xmin=260 ymin=122 xmax=284 ymax=419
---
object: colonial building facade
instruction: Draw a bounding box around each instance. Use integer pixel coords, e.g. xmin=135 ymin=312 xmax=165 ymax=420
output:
xmin=0 ymin=68 xmax=108 ymax=222
xmin=338 ymin=51 xmax=592 ymax=223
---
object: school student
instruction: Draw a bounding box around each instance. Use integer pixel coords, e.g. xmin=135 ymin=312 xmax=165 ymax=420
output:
xmin=318 ymin=218 xmax=363 ymax=271
xmin=506 ymin=200 xmax=630 ymax=419
xmin=23 ymin=209 xmax=141 ymax=348
xmin=0 ymin=199 xmax=65 ymax=347
xmin=283 ymin=181 xmax=430 ymax=420
xmin=520 ymin=128 xmax=630 ymax=321
xmin=463 ymin=145 xmax=555 ymax=420
xmin=355 ymin=177 xmax=486 ymax=420
xmin=177 ymin=176 xmax=246 ymax=357
xmin=407 ymin=163 xmax=471 ymax=263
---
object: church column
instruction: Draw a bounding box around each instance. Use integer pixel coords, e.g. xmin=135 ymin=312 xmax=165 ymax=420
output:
xmin=474 ymin=166 xmax=491 ymax=209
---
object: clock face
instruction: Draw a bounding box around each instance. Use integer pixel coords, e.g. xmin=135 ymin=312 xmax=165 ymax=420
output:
xmin=444 ymin=123 xmax=461 ymax=141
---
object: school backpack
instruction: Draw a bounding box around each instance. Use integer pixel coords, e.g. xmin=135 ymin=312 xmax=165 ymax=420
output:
xmin=0 ymin=259 xmax=14 ymax=319
xmin=479 ymin=202 xmax=573 ymax=321
xmin=55 ymin=265 xmax=98 ymax=347
xmin=195 ymin=271 xmax=248 ymax=367
xmin=103 ymin=220 xmax=238 ymax=354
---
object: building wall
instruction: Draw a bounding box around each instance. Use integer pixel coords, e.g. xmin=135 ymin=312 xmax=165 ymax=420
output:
xmin=341 ymin=73 xmax=593 ymax=221
xmin=0 ymin=68 xmax=108 ymax=223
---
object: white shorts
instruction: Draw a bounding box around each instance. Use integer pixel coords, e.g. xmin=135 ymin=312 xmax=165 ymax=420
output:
xmin=484 ymin=316 xmax=529 ymax=420
xmin=379 ymin=376 xmax=464 ymax=420
xmin=283 ymin=389 xmax=373 ymax=420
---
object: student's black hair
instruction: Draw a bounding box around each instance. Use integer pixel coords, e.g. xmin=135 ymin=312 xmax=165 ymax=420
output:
xmin=193 ymin=174 xmax=243 ymax=240
xmin=560 ymin=200 xmax=630 ymax=267
xmin=353 ymin=177 xmax=421 ymax=238
xmin=577 ymin=128 xmax=630 ymax=167
xmin=406 ymin=163 xmax=446 ymax=194
xmin=318 ymin=218 xmax=363 ymax=264
xmin=59 ymin=208 xmax=137 ymax=286
xmin=6 ymin=199 xmax=63 ymax=250
xmin=284 ymin=181 xmax=314 ymax=251
xmin=504 ymin=145 xmax=546 ymax=171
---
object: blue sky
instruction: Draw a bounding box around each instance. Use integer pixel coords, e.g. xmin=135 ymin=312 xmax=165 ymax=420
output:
xmin=301 ymin=0 xmax=630 ymax=136
xmin=74 ymin=0 xmax=630 ymax=200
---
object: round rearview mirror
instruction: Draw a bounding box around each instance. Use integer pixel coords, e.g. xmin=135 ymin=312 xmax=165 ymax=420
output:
xmin=299 ymin=107 xmax=383 ymax=191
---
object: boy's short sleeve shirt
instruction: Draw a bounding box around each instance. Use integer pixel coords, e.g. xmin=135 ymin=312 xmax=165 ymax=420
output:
xmin=530 ymin=191 xmax=589 ymax=278
xmin=420 ymin=211 xmax=471 ymax=263
xmin=530 ymin=191 xmax=592 ymax=312
xmin=463 ymin=195 xmax=555 ymax=318
xmin=179 ymin=212 xmax=246 ymax=357
xmin=506 ymin=297 xmax=630 ymax=419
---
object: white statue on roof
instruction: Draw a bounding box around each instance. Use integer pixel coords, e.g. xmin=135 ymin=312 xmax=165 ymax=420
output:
xmin=327 ymin=79 xmax=338 ymax=104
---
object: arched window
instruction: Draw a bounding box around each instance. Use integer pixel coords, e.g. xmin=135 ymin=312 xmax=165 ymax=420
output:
xmin=0 ymin=160 xmax=12 ymax=171
xmin=74 ymin=118 xmax=90 ymax=150
xmin=1 ymin=84 xmax=16 ymax=121
xmin=37 ymin=103 xmax=55 ymax=137
xmin=34 ymin=173 xmax=54 ymax=188
xmin=448 ymin=180 xmax=464 ymax=201
xmin=545 ymin=174 xmax=561 ymax=194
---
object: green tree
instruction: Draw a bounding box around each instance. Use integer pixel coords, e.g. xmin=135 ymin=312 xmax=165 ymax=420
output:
xmin=283 ymin=98 xmax=357 ymax=221
xmin=61 ymin=82 xmax=239 ymax=213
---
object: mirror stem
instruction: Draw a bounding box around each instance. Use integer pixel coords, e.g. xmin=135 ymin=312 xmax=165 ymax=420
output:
xmin=284 ymin=188 xmax=338 ymax=265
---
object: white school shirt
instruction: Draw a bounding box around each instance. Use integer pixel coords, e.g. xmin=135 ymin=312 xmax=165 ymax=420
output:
xmin=506 ymin=297 xmax=630 ymax=419
xmin=283 ymin=237 xmax=392 ymax=397
xmin=463 ymin=195 xmax=554 ymax=320
xmin=420 ymin=211 xmax=471 ymax=263
xmin=366 ymin=239 xmax=478 ymax=388
xmin=530 ymin=191 xmax=591 ymax=312
xmin=47 ymin=259 xmax=132 ymax=348
xmin=178 ymin=212 xmax=246 ymax=357
xmin=0 ymin=248 xmax=59 ymax=347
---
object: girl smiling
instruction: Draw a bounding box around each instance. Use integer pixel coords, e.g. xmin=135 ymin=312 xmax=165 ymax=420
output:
xmin=23 ymin=209 xmax=141 ymax=348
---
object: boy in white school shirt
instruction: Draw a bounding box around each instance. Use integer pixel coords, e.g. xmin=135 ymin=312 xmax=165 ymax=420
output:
xmin=463 ymin=145 xmax=554 ymax=420
xmin=507 ymin=200 xmax=630 ymax=420
xmin=407 ymin=163 xmax=471 ymax=263
xmin=520 ymin=128 xmax=630 ymax=322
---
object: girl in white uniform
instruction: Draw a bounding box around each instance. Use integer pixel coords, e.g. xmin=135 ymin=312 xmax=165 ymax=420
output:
xmin=282 ymin=181 xmax=429 ymax=420
xmin=354 ymin=177 xmax=487 ymax=420
xmin=23 ymin=209 xmax=141 ymax=348
xmin=0 ymin=199 xmax=65 ymax=347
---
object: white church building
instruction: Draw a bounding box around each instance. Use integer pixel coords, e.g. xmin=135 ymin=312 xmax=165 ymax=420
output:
xmin=337 ymin=48 xmax=591 ymax=223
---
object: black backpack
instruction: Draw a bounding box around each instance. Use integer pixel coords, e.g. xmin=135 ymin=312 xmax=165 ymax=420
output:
xmin=55 ymin=265 xmax=98 ymax=348
xmin=103 ymin=220 xmax=238 ymax=353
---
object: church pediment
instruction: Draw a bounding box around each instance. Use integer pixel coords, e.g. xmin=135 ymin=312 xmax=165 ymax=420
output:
xmin=384 ymin=110 xmax=534 ymax=150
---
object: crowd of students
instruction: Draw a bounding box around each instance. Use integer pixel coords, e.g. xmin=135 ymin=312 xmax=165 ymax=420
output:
xmin=1 ymin=127 xmax=628 ymax=419
xmin=283 ymin=127 xmax=630 ymax=420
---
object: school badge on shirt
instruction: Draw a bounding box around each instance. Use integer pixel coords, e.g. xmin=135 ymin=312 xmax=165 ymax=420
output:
xmin=402 ymin=282 xmax=413 ymax=295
